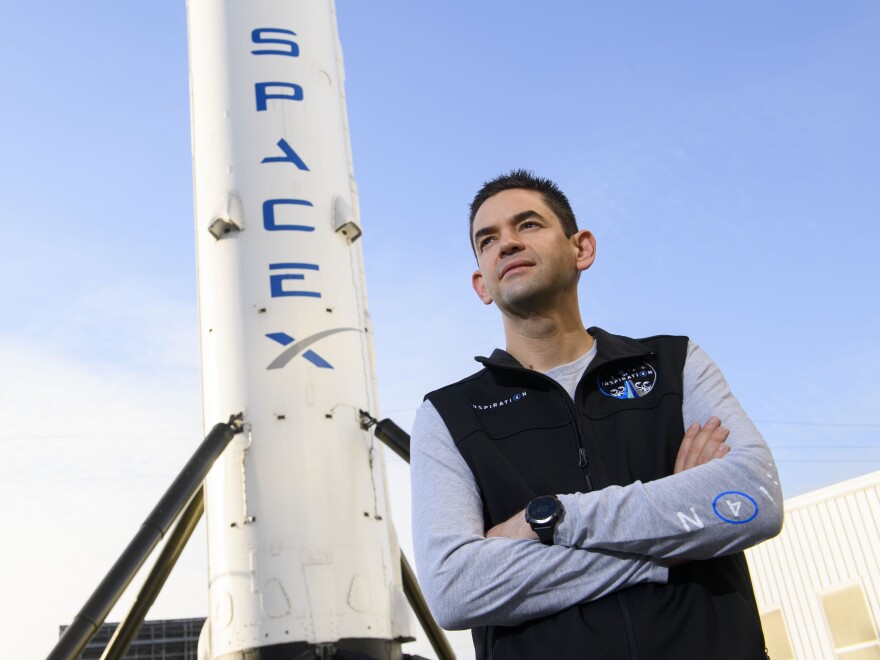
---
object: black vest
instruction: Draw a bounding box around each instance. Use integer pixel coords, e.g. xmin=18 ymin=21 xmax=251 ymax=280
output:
xmin=426 ymin=328 xmax=766 ymax=660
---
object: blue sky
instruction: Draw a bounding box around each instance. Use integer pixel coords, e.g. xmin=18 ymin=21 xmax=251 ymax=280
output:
xmin=1 ymin=2 xmax=878 ymax=657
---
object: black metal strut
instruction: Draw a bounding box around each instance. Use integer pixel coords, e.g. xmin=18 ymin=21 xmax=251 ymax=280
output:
xmin=47 ymin=414 xmax=243 ymax=660
xmin=50 ymin=412 xmax=455 ymax=660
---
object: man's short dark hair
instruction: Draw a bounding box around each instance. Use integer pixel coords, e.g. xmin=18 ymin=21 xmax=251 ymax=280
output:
xmin=469 ymin=170 xmax=578 ymax=249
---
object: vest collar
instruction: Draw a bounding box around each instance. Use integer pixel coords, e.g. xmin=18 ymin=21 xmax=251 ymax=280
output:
xmin=475 ymin=326 xmax=654 ymax=374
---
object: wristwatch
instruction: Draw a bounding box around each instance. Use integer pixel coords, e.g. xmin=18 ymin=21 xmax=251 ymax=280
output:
xmin=525 ymin=495 xmax=564 ymax=544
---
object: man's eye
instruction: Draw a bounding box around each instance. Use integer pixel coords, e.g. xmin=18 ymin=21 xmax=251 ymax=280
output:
xmin=480 ymin=237 xmax=495 ymax=249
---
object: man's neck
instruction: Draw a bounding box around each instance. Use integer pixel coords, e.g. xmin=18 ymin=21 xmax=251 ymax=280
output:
xmin=501 ymin=310 xmax=594 ymax=372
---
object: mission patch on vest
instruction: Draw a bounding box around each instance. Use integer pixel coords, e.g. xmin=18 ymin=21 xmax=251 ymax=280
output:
xmin=597 ymin=361 xmax=657 ymax=399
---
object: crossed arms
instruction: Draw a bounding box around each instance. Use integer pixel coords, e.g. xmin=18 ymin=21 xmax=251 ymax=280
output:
xmin=486 ymin=416 xmax=732 ymax=542
xmin=410 ymin=342 xmax=783 ymax=630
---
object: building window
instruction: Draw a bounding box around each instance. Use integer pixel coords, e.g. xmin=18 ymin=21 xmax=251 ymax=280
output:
xmin=760 ymin=607 xmax=794 ymax=660
xmin=820 ymin=583 xmax=880 ymax=659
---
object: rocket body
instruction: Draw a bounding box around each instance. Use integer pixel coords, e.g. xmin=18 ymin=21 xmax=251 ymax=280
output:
xmin=186 ymin=1 xmax=411 ymax=656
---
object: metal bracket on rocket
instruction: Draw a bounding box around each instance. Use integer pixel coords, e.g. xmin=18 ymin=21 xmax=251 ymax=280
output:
xmin=333 ymin=195 xmax=362 ymax=242
xmin=359 ymin=410 xmax=411 ymax=463
xmin=208 ymin=191 xmax=245 ymax=240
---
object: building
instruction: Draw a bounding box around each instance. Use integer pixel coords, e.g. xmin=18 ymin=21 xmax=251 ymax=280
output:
xmin=60 ymin=617 xmax=205 ymax=659
xmin=746 ymin=470 xmax=880 ymax=659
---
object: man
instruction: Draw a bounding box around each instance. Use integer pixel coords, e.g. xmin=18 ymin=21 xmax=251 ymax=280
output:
xmin=410 ymin=170 xmax=783 ymax=659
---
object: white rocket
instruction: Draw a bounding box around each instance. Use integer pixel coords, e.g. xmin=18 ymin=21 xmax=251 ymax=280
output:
xmin=186 ymin=1 xmax=413 ymax=657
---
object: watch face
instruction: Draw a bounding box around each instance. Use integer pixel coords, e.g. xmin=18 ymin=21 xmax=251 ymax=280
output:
xmin=527 ymin=496 xmax=558 ymax=524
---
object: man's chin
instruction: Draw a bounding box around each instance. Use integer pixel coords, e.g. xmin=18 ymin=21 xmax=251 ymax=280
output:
xmin=495 ymin=286 xmax=547 ymax=313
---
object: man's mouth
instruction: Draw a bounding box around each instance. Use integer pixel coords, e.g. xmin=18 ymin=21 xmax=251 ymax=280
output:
xmin=500 ymin=260 xmax=533 ymax=279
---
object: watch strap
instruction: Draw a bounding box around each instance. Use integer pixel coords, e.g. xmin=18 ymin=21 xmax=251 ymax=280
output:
xmin=532 ymin=523 xmax=555 ymax=544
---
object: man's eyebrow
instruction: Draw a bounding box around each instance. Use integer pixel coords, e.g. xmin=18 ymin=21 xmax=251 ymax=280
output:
xmin=512 ymin=209 xmax=542 ymax=224
xmin=473 ymin=209 xmax=543 ymax=244
xmin=472 ymin=225 xmax=494 ymax=243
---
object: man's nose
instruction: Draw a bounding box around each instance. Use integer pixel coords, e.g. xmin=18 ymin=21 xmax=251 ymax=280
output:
xmin=499 ymin=230 xmax=523 ymax=255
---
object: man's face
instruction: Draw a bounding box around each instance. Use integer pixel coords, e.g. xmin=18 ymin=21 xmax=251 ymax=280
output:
xmin=470 ymin=188 xmax=594 ymax=314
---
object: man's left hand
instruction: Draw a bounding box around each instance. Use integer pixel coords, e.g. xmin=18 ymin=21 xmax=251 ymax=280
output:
xmin=486 ymin=509 xmax=538 ymax=541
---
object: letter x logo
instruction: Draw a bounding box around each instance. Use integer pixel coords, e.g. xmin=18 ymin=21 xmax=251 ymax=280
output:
xmin=265 ymin=328 xmax=360 ymax=370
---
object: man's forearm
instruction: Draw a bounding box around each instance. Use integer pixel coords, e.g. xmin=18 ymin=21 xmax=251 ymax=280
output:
xmin=415 ymin=526 xmax=665 ymax=629
xmin=411 ymin=401 xmax=668 ymax=629
xmin=555 ymin=342 xmax=783 ymax=559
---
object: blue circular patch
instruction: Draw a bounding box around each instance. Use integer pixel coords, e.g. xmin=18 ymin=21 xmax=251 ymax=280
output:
xmin=712 ymin=491 xmax=758 ymax=524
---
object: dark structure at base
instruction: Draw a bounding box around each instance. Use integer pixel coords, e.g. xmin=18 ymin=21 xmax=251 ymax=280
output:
xmin=60 ymin=620 xmax=429 ymax=660
xmin=60 ymin=617 xmax=205 ymax=659
xmin=215 ymin=638 xmax=428 ymax=660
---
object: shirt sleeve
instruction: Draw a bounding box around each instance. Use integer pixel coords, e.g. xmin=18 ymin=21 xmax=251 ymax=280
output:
xmin=411 ymin=399 xmax=669 ymax=630
xmin=554 ymin=341 xmax=783 ymax=558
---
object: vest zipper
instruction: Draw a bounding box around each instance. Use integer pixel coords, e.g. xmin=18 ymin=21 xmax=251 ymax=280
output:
xmin=532 ymin=372 xmax=594 ymax=492
xmin=483 ymin=363 xmax=596 ymax=492
xmin=548 ymin=378 xmax=594 ymax=492
xmin=577 ymin=448 xmax=593 ymax=491
xmin=617 ymin=592 xmax=639 ymax=659
xmin=569 ymin=379 xmax=594 ymax=491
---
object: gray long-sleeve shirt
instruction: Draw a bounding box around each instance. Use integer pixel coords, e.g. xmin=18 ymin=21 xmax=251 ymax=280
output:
xmin=411 ymin=340 xmax=783 ymax=630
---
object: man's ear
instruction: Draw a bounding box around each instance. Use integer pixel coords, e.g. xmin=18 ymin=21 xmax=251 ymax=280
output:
xmin=472 ymin=269 xmax=494 ymax=305
xmin=572 ymin=229 xmax=597 ymax=272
